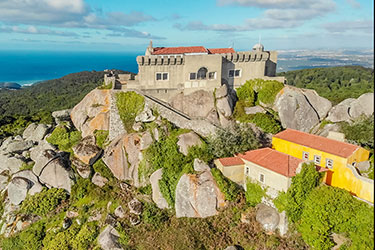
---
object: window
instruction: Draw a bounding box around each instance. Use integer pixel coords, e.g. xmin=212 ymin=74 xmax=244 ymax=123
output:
xmin=326 ymin=158 xmax=333 ymax=169
xmin=197 ymin=67 xmax=208 ymax=80
xmin=245 ymin=167 xmax=249 ymax=175
xmin=208 ymin=72 xmax=216 ymax=80
xmin=259 ymin=173 xmax=265 ymax=183
xmin=190 ymin=73 xmax=196 ymax=80
xmin=314 ymin=155 xmax=321 ymax=165
xmin=156 ymin=72 xmax=168 ymax=81
xmin=228 ymin=69 xmax=241 ymax=78
xmin=302 ymin=151 xmax=309 ymax=160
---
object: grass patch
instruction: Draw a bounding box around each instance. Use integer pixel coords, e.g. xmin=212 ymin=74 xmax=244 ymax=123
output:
xmin=46 ymin=125 xmax=81 ymax=153
xmin=92 ymin=159 xmax=113 ymax=180
xmin=116 ymin=91 xmax=145 ymax=132
xmin=94 ymin=129 xmax=109 ymax=149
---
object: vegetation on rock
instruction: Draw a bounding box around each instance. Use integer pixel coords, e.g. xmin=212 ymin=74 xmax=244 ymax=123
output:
xmin=116 ymin=91 xmax=145 ymax=132
xmin=245 ymin=179 xmax=266 ymax=207
xmin=278 ymin=66 xmax=374 ymax=104
xmin=211 ymin=168 xmax=240 ymax=202
xmin=208 ymin=123 xmax=259 ymax=158
xmin=46 ymin=124 xmax=81 ymax=153
xmin=93 ymin=129 xmax=109 ymax=149
xmin=340 ymin=114 xmax=374 ymax=149
xmin=21 ymin=188 xmax=69 ymax=216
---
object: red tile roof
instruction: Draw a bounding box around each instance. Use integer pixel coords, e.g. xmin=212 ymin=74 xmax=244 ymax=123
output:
xmin=152 ymin=46 xmax=208 ymax=55
xmin=208 ymin=48 xmax=235 ymax=54
xmin=238 ymin=148 xmax=303 ymax=177
xmin=273 ymin=129 xmax=360 ymax=158
xmin=218 ymin=157 xmax=244 ymax=166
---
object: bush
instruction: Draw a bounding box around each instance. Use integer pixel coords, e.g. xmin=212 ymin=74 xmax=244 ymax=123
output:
xmin=286 ymin=162 xmax=321 ymax=222
xmin=142 ymin=202 xmax=169 ymax=229
xmin=42 ymin=223 xmax=81 ymax=250
xmin=71 ymin=222 xmax=99 ymax=250
xmin=245 ymin=179 xmax=266 ymax=206
xmin=97 ymin=82 xmax=112 ymax=89
xmin=249 ymin=113 xmax=282 ymax=134
xmin=299 ymin=185 xmax=374 ymax=250
xmin=21 ymin=188 xmax=69 ymax=216
xmin=93 ymin=159 xmax=113 ymax=180
xmin=236 ymin=81 xmax=256 ymax=106
xmin=211 ymin=168 xmax=240 ymax=202
xmin=273 ymin=191 xmax=288 ymax=212
xmin=46 ymin=125 xmax=81 ymax=152
xmin=256 ymin=80 xmax=284 ymax=104
xmin=71 ymin=177 xmax=96 ymax=202
xmin=208 ymin=123 xmax=259 ymax=158
xmin=94 ymin=130 xmax=109 ymax=149
xmin=340 ymin=114 xmax=374 ymax=148
xmin=116 ymin=91 xmax=145 ymax=132
xmin=1 ymin=221 xmax=45 ymax=250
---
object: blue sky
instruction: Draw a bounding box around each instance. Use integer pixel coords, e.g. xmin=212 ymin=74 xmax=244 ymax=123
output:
xmin=0 ymin=0 xmax=373 ymax=52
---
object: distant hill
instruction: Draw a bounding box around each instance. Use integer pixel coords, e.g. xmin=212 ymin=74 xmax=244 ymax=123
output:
xmin=278 ymin=66 xmax=374 ymax=104
xmin=0 ymin=82 xmax=21 ymax=90
xmin=0 ymin=69 xmax=131 ymax=116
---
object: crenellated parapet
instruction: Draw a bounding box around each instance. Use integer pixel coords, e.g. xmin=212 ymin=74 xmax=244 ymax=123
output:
xmin=137 ymin=55 xmax=185 ymax=66
xmin=223 ymin=51 xmax=270 ymax=62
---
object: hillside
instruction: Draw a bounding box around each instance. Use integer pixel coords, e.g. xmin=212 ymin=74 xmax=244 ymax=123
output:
xmin=278 ymin=66 xmax=374 ymax=104
xmin=0 ymin=70 xmax=131 ymax=117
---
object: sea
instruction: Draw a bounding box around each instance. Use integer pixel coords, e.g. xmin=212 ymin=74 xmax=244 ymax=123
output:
xmin=0 ymin=49 xmax=373 ymax=86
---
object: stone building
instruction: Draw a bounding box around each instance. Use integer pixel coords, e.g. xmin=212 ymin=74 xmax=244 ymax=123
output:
xmin=106 ymin=41 xmax=284 ymax=102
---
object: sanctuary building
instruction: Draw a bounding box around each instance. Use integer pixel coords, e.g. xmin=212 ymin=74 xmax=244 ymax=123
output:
xmin=105 ymin=41 xmax=284 ymax=102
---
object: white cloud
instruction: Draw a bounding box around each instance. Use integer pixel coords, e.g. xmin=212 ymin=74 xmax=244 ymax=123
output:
xmin=0 ymin=25 xmax=79 ymax=36
xmin=346 ymin=0 xmax=361 ymax=9
xmin=0 ymin=0 xmax=162 ymax=39
xmin=323 ymin=20 xmax=373 ymax=34
xmin=217 ymin=0 xmax=335 ymax=10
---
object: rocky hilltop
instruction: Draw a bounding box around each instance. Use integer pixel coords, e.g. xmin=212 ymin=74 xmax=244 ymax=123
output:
xmin=0 ymin=80 xmax=373 ymax=249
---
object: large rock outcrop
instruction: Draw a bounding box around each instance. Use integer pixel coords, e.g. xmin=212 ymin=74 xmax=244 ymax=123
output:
xmin=177 ymin=132 xmax=202 ymax=156
xmin=175 ymin=168 xmax=226 ymax=218
xmin=22 ymin=123 xmax=50 ymax=143
xmin=327 ymin=93 xmax=374 ymax=122
xmin=274 ymin=86 xmax=331 ymax=132
xmin=102 ymin=132 xmax=152 ymax=187
xmin=72 ymin=135 xmax=102 ymax=165
xmin=98 ymin=225 xmax=123 ymax=250
xmin=70 ymin=89 xmax=111 ymax=137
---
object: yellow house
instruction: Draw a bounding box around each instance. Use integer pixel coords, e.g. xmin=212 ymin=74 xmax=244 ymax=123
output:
xmin=272 ymin=129 xmax=373 ymax=203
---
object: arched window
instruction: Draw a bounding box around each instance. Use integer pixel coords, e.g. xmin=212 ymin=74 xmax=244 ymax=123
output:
xmin=197 ymin=67 xmax=208 ymax=80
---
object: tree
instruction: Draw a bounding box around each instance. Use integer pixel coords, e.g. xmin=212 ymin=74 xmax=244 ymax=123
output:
xmin=286 ymin=162 xmax=320 ymax=222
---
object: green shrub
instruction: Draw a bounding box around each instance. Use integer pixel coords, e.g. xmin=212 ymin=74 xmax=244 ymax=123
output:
xmin=94 ymin=129 xmax=109 ymax=149
xmin=211 ymin=168 xmax=240 ymax=202
xmin=257 ymin=80 xmax=284 ymax=104
xmin=208 ymin=123 xmax=259 ymax=158
xmin=97 ymin=82 xmax=112 ymax=89
xmin=21 ymin=188 xmax=69 ymax=216
xmin=71 ymin=222 xmax=99 ymax=250
xmin=286 ymin=162 xmax=321 ymax=222
xmin=245 ymin=179 xmax=266 ymax=206
xmin=71 ymin=177 xmax=96 ymax=202
xmin=340 ymin=114 xmax=374 ymax=148
xmin=93 ymin=159 xmax=113 ymax=180
xmin=249 ymin=113 xmax=282 ymax=134
xmin=1 ymin=221 xmax=45 ymax=250
xmin=138 ymin=184 xmax=152 ymax=195
xmin=273 ymin=191 xmax=288 ymax=212
xmin=20 ymin=162 xmax=34 ymax=171
xmin=299 ymin=185 xmax=374 ymax=250
xmin=236 ymin=81 xmax=256 ymax=106
xmin=42 ymin=223 xmax=81 ymax=250
xmin=46 ymin=125 xmax=81 ymax=152
xmin=142 ymin=202 xmax=169 ymax=229
xmin=116 ymin=91 xmax=145 ymax=132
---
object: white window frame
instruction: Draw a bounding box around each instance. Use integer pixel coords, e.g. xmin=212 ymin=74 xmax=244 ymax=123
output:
xmin=259 ymin=173 xmax=265 ymax=183
xmin=326 ymin=158 xmax=333 ymax=169
xmin=314 ymin=155 xmax=321 ymax=165
xmin=228 ymin=69 xmax=242 ymax=78
xmin=302 ymin=151 xmax=309 ymax=161
xmin=208 ymin=71 xmax=216 ymax=80
xmin=245 ymin=166 xmax=249 ymax=176
xmin=156 ymin=72 xmax=169 ymax=81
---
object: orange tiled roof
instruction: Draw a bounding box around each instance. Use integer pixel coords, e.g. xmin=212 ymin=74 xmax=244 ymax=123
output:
xmin=208 ymin=48 xmax=235 ymax=54
xmin=218 ymin=157 xmax=244 ymax=166
xmin=152 ymin=46 xmax=208 ymax=55
xmin=273 ymin=129 xmax=360 ymax=158
xmin=238 ymin=148 xmax=303 ymax=177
